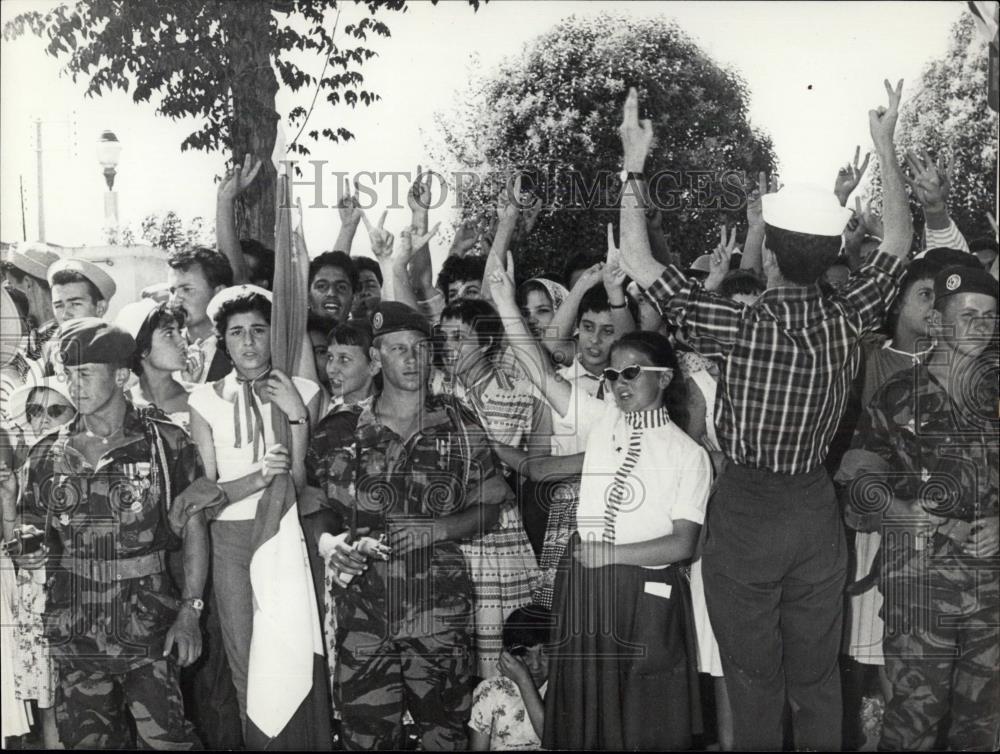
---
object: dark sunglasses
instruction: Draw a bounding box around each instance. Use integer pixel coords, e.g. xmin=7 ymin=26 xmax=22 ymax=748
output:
xmin=26 ymin=403 xmax=74 ymax=421
xmin=601 ymin=365 xmax=672 ymax=383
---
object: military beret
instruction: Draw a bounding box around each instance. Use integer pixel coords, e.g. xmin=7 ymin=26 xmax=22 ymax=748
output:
xmin=58 ymin=317 xmax=135 ymax=367
xmin=47 ymin=258 xmax=117 ymax=302
xmin=370 ymin=301 xmax=432 ymax=339
xmin=206 ymin=284 xmax=272 ymax=324
xmin=915 ymin=247 xmax=983 ymax=271
xmin=7 ymin=246 xmax=60 ymax=280
xmin=934 ymin=265 xmax=999 ymax=302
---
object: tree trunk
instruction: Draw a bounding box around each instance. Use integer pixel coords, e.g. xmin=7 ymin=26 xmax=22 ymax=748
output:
xmin=224 ymin=1 xmax=279 ymax=250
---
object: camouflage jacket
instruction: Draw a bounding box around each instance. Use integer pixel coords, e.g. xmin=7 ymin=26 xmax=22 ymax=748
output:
xmin=839 ymin=358 xmax=999 ymax=566
xmin=21 ymin=401 xmax=203 ymax=671
xmin=306 ymin=393 xmax=513 ymax=639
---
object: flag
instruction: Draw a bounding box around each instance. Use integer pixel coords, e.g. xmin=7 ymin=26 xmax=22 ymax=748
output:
xmin=243 ymin=146 xmax=331 ymax=748
xmin=969 ymin=1 xmax=999 ymax=111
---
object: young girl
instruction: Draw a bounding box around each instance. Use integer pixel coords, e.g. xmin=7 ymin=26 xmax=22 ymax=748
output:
xmin=187 ymin=285 xmax=321 ymax=730
xmin=517 ymin=278 xmax=568 ymax=341
xmin=435 ymin=297 xmax=545 ymax=678
xmin=492 ymin=263 xmax=710 ymax=750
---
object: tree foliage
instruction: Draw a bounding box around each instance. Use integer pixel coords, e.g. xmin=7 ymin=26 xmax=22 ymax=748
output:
xmin=867 ymin=12 xmax=998 ymax=246
xmin=4 ymin=0 xmax=482 ymax=248
xmin=433 ymin=14 xmax=777 ymax=276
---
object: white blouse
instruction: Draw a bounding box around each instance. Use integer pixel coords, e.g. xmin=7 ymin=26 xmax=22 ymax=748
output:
xmin=189 ymin=371 xmax=319 ymax=521
xmin=561 ymin=382 xmax=712 ymax=560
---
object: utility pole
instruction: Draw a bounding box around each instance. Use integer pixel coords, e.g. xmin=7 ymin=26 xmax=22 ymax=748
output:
xmin=35 ymin=118 xmax=45 ymax=242
xmin=19 ymin=176 xmax=27 ymax=241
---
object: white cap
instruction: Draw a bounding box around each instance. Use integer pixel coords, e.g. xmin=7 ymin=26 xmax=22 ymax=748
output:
xmin=761 ymin=183 xmax=853 ymax=237
xmin=114 ymin=298 xmax=160 ymax=340
xmin=206 ymin=284 xmax=272 ymax=324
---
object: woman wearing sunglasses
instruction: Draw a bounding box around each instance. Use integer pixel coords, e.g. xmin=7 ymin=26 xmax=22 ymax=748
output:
xmin=491 ymin=259 xmax=711 ymax=750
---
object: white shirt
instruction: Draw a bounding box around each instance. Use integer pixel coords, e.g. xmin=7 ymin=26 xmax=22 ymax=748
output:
xmin=188 ymin=372 xmax=319 ymax=520
xmin=562 ymin=382 xmax=712 ymax=558
xmin=550 ymin=358 xmax=613 ymax=455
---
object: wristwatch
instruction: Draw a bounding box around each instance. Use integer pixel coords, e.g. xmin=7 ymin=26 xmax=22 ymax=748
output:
xmin=181 ymin=597 xmax=205 ymax=613
xmin=619 ymin=170 xmax=645 ymax=183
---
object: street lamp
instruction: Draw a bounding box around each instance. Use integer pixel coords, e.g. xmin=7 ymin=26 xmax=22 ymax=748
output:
xmin=97 ymin=130 xmax=122 ymax=230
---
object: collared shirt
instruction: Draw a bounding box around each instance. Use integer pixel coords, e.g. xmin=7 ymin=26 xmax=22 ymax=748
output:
xmin=838 ymin=357 xmax=999 ymax=558
xmin=307 ymin=393 xmax=512 ymax=638
xmin=551 ymin=358 xmax=613 ymax=456
xmin=21 ymin=401 xmax=204 ymax=668
xmin=647 ymin=248 xmax=904 ymax=474
xmin=564 ymin=382 xmax=711 ymax=554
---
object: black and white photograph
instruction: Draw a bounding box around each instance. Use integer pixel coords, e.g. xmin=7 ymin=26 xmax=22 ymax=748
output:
xmin=0 ymin=0 xmax=997 ymax=750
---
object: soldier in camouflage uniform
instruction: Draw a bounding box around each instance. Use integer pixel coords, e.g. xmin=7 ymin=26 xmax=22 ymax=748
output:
xmin=311 ymin=302 xmax=512 ymax=750
xmin=838 ymin=267 xmax=999 ymax=751
xmin=21 ymin=319 xmax=210 ymax=749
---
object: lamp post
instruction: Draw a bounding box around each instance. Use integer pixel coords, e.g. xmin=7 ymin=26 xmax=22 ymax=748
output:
xmin=96 ymin=130 xmax=122 ymax=232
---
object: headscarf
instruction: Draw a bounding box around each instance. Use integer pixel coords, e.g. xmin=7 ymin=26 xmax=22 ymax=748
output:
xmin=519 ymin=277 xmax=569 ymax=312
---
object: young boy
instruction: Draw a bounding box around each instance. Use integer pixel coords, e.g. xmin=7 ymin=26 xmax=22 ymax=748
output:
xmin=469 ymin=608 xmax=551 ymax=751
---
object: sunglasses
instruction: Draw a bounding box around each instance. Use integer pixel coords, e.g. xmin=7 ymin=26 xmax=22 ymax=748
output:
xmin=26 ymin=403 xmax=75 ymax=421
xmin=601 ymin=365 xmax=672 ymax=383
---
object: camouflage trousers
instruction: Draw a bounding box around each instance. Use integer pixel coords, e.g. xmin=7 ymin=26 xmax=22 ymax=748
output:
xmin=879 ymin=556 xmax=999 ymax=751
xmin=335 ymin=626 xmax=472 ymax=751
xmin=55 ymin=658 xmax=202 ymax=749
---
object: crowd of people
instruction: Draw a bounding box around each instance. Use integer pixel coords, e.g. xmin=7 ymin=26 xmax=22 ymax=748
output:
xmin=0 ymin=77 xmax=997 ymax=752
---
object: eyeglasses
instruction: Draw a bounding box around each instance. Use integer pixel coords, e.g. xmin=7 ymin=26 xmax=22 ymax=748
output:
xmin=26 ymin=403 xmax=75 ymax=421
xmin=601 ymin=365 xmax=673 ymax=383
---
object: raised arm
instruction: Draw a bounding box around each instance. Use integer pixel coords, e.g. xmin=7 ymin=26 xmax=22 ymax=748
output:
xmin=833 ymin=145 xmax=871 ymax=208
xmin=740 ymin=171 xmax=774 ymax=275
xmin=216 ymin=154 xmax=262 ymax=285
xmin=703 ymin=226 xmax=738 ymax=293
xmin=490 ymin=254 xmax=572 ymax=418
xmin=869 ymin=79 xmax=912 ymax=260
xmin=481 ymin=175 xmax=523 ymax=305
xmin=332 ymin=178 xmax=364 ymax=254
xmin=903 ymin=150 xmax=970 ymax=251
xmin=542 ymin=262 xmax=603 ymax=362
xmin=602 ymin=224 xmax=637 ymax=334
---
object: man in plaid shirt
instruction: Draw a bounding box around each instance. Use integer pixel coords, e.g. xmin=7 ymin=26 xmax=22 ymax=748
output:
xmin=617 ymin=81 xmax=913 ymax=750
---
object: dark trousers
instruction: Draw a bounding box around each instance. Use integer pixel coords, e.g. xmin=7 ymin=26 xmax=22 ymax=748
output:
xmin=702 ymin=463 xmax=847 ymax=751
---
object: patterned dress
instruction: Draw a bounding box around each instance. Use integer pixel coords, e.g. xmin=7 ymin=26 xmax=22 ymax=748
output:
xmin=469 ymin=676 xmax=546 ymax=750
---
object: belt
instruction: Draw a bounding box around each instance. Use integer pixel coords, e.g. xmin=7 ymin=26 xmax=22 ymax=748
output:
xmin=64 ymin=551 xmax=166 ymax=582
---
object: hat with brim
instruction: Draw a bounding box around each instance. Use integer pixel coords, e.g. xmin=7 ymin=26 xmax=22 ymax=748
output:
xmin=762 ymin=183 xmax=854 ymax=237
xmin=7 ymin=376 xmax=76 ymax=430
xmin=47 ymin=258 xmax=117 ymax=302
xmin=8 ymin=246 xmax=60 ymax=280
xmin=205 ymin=284 xmax=273 ymax=324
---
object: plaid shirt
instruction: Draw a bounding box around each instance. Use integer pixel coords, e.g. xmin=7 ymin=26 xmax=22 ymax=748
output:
xmin=647 ymin=249 xmax=904 ymax=474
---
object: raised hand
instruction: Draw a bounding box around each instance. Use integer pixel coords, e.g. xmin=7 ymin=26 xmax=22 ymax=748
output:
xmin=705 ymin=225 xmax=738 ymax=292
xmin=218 ymin=154 xmax=262 ymax=203
xmin=397 ymin=223 xmax=441 ymax=266
xmin=489 ymin=251 xmax=518 ymax=307
xmin=834 ymin=146 xmax=871 ymax=206
xmin=337 ymin=178 xmax=364 ymax=227
xmin=497 ymin=173 xmax=523 ymax=225
xmin=745 ymin=171 xmax=779 ymax=228
xmin=408 ymin=165 xmax=433 ymax=232
xmin=603 ymin=223 xmax=627 ymax=291
xmin=869 ymin=78 xmax=904 ymax=149
xmin=904 ymin=149 xmax=950 ymax=212
xmin=573 ymin=261 xmax=605 ymax=293
xmin=619 ymin=87 xmax=654 ymax=172
xmin=362 ymin=210 xmax=395 ymax=261
xmin=448 ymin=220 xmax=479 ymax=258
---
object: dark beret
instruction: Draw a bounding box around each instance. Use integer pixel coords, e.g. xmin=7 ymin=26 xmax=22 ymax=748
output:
xmin=921 ymin=247 xmax=983 ymax=272
xmin=370 ymin=301 xmax=432 ymax=339
xmin=58 ymin=317 xmax=136 ymax=367
xmin=934 ymin=265 xmax=999 ymax=302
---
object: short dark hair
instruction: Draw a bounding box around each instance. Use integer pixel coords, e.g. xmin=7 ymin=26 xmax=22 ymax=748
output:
xmin=883 ymin=258 xmax=938 ymax=338
xmin=576 ymin=285 xmax=639 ymax=327
xmin=240 ymin=239 xmax=275 ymax=289
xmin=610 ymin=330 xmax=688 ymax=428
xmin=436 ymin=256 xmax=486 ymax=300
xmin=50 ymin=269 xmax=103 ymax=303
xmin=764 ymin=224 xmax=842 ymax=285
xmin=718 ymin=270 xmax=765 ymax=300
xmin=328 ymin=320 xmax=374 ymax=354
xmin=131 ymin=304 xmax=187 ymax=376
xmin=563 ymin=251 xmax=597 ymax=287
xmin=502 ymin=606 xmax=553 ymax=650
xmin=309 ymin=251 xmax=358 ymax=291
xmin=440 ymin=297 xmax=505 ymax=362
xmin=353 ymin=256 xmax=383 ymax=287
xmin=213 ymin=291 xmax=272 ymax=355
xmin=168 ymin=247 xmax=234 ymax=290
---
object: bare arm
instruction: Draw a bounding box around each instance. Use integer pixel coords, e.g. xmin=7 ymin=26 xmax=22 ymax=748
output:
xmin=216 ymin=155 xmax=262 ymax=285
xmin=869 ymin=80 xmax=912 ymax=260
xmin=542 ymin=263 xmax=603 ymax=361
xmin=614 ymin=519 xmax=700 ymax=567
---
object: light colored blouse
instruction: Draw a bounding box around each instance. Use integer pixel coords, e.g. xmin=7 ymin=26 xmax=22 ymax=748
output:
xmin=188 ymin=371 xmax=319 ymax=521
xmin=563 ymin=382 xmax=711 ymax=558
